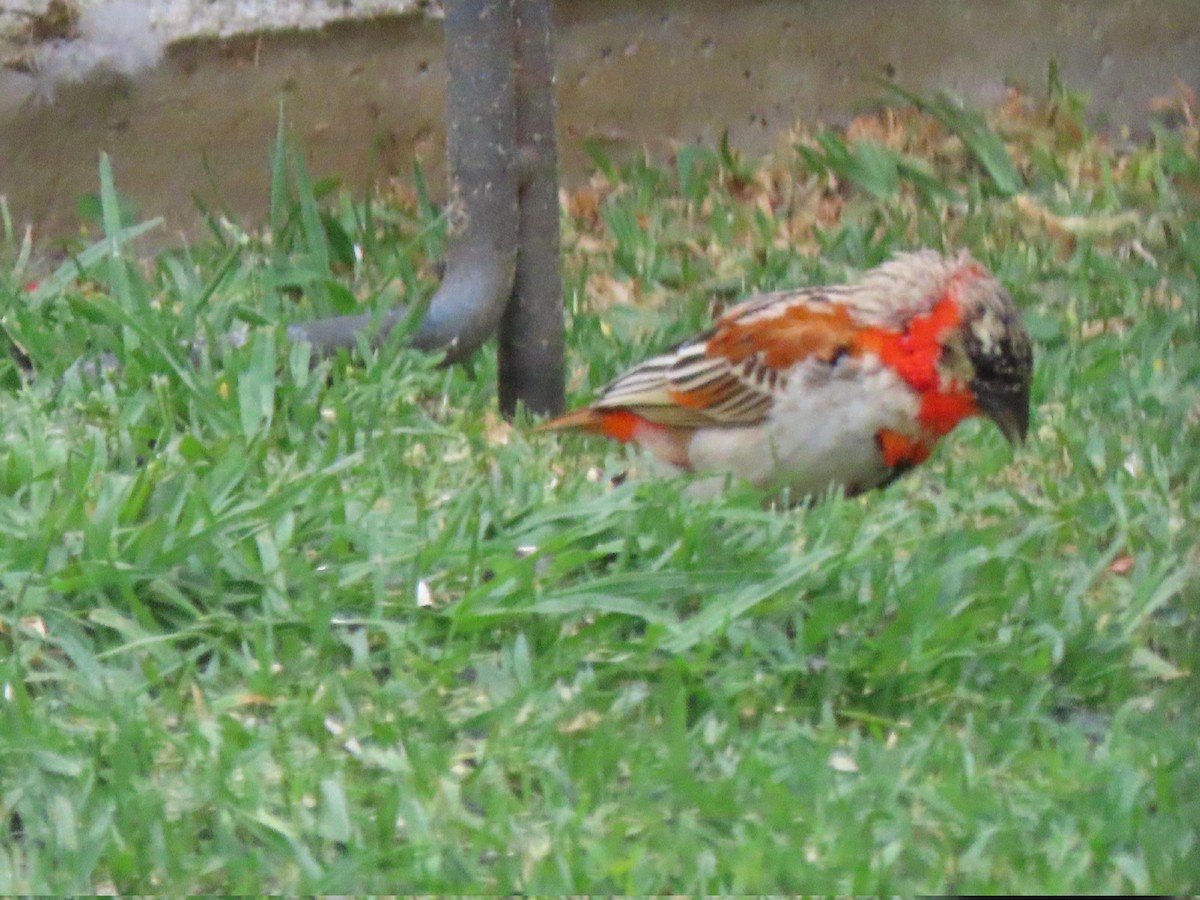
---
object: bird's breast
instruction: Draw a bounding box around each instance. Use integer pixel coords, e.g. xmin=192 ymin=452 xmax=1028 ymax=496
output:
xmin=687 ymin=358 xmax=922 ymax=494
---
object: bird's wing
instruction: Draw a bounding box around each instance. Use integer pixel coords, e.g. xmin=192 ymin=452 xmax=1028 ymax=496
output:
xmin=592 ymin=287 xmax=864 ymax=428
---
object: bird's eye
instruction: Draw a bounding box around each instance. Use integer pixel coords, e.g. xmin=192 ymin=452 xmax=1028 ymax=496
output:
xmin=938 ymin=335 xmax=974 ymax=381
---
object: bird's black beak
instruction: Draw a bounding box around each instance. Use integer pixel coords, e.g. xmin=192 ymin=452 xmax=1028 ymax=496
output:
xmin=974 ymin=380 xmax=1030 ymax=446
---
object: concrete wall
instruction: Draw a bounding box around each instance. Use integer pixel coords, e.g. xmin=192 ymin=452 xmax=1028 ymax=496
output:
xmin=1 ymin=0 xmax=421 ymax=42
xmin=1 ymin=0 xmax=1197 ymax=249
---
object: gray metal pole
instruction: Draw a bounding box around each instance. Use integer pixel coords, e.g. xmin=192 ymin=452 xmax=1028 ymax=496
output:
xmin=498 ymin=0 xmax=564 ymax=417
xmin=288 ymin=0 xmax=519 ymax=365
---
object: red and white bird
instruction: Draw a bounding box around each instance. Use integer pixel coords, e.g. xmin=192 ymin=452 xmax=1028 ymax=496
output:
xmin=538 ymin=250 xmax=1033 ymax=499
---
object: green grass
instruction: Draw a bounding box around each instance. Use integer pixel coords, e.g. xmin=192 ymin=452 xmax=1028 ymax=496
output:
xmin=1 ymin=83 xmax=1198 ymax=892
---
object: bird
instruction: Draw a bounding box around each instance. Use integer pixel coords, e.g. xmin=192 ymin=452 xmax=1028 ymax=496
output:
xmin=537 ymin=250 xmax=1033 ymax=500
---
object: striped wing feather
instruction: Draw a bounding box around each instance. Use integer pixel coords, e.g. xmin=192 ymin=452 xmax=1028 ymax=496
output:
xmin=594 ymin=288 xmax=859 ymax=429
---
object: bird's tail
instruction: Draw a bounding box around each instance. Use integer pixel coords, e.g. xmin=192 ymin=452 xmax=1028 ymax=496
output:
xmin=532 ymin=408 xmax=607 ymax=434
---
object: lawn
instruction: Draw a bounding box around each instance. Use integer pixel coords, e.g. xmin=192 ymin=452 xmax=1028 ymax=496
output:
xmin=0 ymin=80 xmax=1197 ymax=892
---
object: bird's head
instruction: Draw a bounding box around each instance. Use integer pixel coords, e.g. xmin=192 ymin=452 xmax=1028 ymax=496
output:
xmin=935 ymin=261 xmax=1033 ymax=446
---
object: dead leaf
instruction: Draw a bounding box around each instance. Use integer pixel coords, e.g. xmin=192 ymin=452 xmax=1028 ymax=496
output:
xmin=828 ymin=750 xmax=859 ymax=773
xmin=416 ymin=579 xmax=433 ymax=608
xmin=234 ymin=692 xmax=275 ymax=707
xmin=1109 ymin=555 xmax=1135 ymax=576
xmin=557 ymin=709 xmax=602 ymax=734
